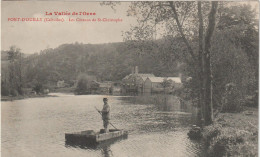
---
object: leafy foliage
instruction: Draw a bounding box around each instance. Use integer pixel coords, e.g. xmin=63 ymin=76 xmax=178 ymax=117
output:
xmin=75 ymin=74 xmax=89 ymax=95
xmin=211 ymin=4 xmax=258 ymax=111
xmin=32 ymin=83 xmax=44 ymax=94
xmin=1 ymin=46 xmax=24 ymax=96
xmin=202 ymin=112 xmax=258 ymax=157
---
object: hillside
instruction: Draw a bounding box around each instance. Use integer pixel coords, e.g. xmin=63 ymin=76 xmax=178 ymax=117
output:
xmin=2 ymin=39 xmax=183 ymax=88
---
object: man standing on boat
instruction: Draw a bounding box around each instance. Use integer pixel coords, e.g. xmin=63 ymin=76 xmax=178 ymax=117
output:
xmin=99 ymin=98 xmax=110 ymax=133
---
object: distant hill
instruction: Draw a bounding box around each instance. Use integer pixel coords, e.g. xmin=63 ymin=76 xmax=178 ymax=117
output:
xmin=2 ymin=39 xmax=184 ymax=87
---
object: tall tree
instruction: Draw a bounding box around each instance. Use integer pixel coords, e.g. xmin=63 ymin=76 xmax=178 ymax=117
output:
xmin=203 ymin=2 xmax=218 ymax=125
xmin=7 ymin=46 xmax=24 ymax=95
xmin=122 ymin=1 xmax=218 ymax=125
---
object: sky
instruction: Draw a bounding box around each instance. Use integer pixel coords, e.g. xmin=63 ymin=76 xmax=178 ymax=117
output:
xmin=1 ymin=1 xmax=137 ymax=54
xmin=1 ymin=1 xmax=259 ymax=54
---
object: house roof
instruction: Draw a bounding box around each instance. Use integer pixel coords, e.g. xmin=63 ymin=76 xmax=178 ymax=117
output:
xmin=167 ymin=77 xmax=182 ymax=83
xmin=123 ymin=73 xmax=154 ymax=80
xmin=148 ymin=77 xmax=165 ymax=83
xmin=138 ymin=74 xmax=155 ymax=81
xmin=148 ymin=77 xmax=182 ymax=83
xmin=99 ymin=82 xmax=112 ymax=88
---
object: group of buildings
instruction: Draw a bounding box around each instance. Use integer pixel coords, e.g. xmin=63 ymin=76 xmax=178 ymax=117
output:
xmin=121 ymin=66 xmax=182 ymax=95
xmin=56 ymin=66 xmax=182 ymax=95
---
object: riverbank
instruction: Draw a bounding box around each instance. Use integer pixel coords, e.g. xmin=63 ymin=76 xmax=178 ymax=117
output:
xmin=1 ymin=94 xmax=56 ymax=101
xmin=202 ymin=107 xmax=258 ymax=156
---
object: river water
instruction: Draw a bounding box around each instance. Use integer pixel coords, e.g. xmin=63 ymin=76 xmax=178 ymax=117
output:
xmin=2 ymin=94 xmax=205 ymax=157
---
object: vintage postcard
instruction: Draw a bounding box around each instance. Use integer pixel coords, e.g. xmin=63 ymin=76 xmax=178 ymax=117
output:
xmin=1 ymin=1 xmax=259 ymax=157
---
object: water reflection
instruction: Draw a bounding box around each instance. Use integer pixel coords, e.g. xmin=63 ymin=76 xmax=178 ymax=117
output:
xmin=65 ymin=144 xmax=114 ymax=157
xmin=65 ymin=136 xmax=128 ymax=157
xmin=65 ymin=142 xmax=114 ymax=156
xmin=119 ymin=95 xmax=191 ymax=111
xmin=120 ymin=95 xmax=200 ymax=126
xmin=101 ymin=145 xmax=112 ymax=157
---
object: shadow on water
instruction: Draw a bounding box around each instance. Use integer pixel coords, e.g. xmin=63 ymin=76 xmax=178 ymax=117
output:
xmin=119 ymin=94 xmax=191 ymax=111
xmin=119 ymin=94 xmax=201 ymax=130
xmin=65 ymin=136 xmax=128 ymax=157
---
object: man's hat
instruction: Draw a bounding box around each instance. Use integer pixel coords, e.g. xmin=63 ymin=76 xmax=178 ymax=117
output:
xmin=103 ymin=98 xmax=108 ymax=101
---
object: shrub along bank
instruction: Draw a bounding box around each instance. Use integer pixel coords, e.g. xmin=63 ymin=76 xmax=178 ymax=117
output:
xmin=202 ymin=108 xmax=258 ymax=157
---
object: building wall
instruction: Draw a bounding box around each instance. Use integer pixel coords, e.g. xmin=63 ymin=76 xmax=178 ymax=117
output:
xmin=122 ymin=74 xmax=145 ymax=95
xmin=57 ymin=80 xmax=65 ymax=88
xmin=143 ymin=79 xmax=152 ymax=94
xmin=151 ymin=82 xmax=164 ymax=93
xmin=144 ymin=79 xmax=164 ymax=94
xmin=172 ymin=82 xmax=183 ymax=89
xmin=152 ymin=82 xmax=163 ymax=88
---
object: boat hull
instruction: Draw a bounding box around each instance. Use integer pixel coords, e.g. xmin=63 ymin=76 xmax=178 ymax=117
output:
xmin=65 ymin=129 xmax=128 ymax=147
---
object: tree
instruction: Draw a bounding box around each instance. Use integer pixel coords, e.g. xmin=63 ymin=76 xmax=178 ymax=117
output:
xmin=75 ymin=73 xmax=97 ymax=95
xmin=6 ymin=46 xmax=24 ymax=95
xmin=211 ymin=4 xmax=259 ymax=110
xmin=161 ymin=78 xmax=173 ymax=94
xmin=216 ymin=4 xmax=258 ymax=95
xmin=119 ymin=1 xmax=218 ymax=125
xmin=201 ymin=1 xmax=218 ymax=125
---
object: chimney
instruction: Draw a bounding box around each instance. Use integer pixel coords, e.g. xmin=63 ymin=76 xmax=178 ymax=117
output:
xmin=135 ymin=66 xmax=138 ymax=74
xmin=179 ymin=73 xmax=183 ymax=83
xmin=131 ymin=67 xmax=135 ymax=74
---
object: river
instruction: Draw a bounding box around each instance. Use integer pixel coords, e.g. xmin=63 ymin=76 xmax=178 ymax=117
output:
xmin=2 ymin=94 xmax=205 ymax=157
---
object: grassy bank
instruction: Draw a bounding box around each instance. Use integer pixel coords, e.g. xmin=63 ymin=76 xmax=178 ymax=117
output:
xmin=202 ymin=107 xmax=258 ymax=157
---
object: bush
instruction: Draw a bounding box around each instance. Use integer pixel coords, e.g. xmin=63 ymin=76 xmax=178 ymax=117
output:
xmin=1 ymin=84 xmax=10 ymax=96
xmin=228 ymin=141 xmax=257 ymax=157
xmin=33 ymin=83 xmax=44 ymax=94
xmin=202 ymin=124 xmax=222 ymax=146
xmin=10 ymin=89 xmax=18 ymax=96
xmin=245 ymin=91 xmax=258 ymax=107
xmin=221 ymin=83 xmax=244 ymax=112
xmin=75 ymin=76 xmax=88 ymax=94
xmin=202 ymin=114 xmax=257 ymax=157
xmin=75 ymin=74 xmax=96 ymax=95
xmin=208 ymin=128 xmax=244 ymax=157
